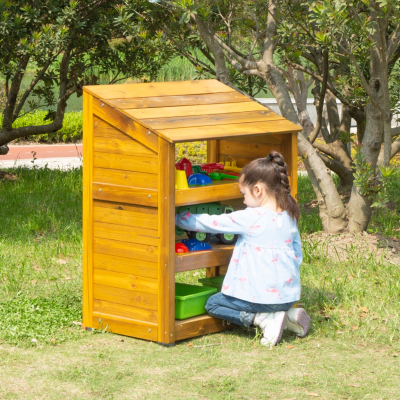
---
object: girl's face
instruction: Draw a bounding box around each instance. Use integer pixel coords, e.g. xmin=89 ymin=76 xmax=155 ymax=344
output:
xmin=239 ymin=181 xmax=264 ymax=208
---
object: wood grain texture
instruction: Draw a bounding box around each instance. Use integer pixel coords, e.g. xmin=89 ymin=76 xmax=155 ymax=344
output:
xmin=226 ymin=134 xmax=282 ymax=145
xmin=219 ymin=140 xmax=280 ymax=159
xmin=140 ymin=110 xmax=283 ymax=130
xmin=94 ymin=152 xmax=158 ymax=174
xmin=175 ymin=243 xmax=234 ymax=272
xmin=82 ymin=91 xmax=94 ymax=328
xmin=125 ymin=102 xmax=265 ymax=120
xmin=94 ymin=253 xmax=158 ymax=279
xmin=94 ymin=284 xmax=158 ymax=311
xmin=94 ymin=237 xmax=158 ymax=263
xmin=94 ymin=269 xmax=158 ymax=294
xmin=175 ymin=182 xmax=241 ymax=206
xmin=157 ymin=139 xmax=176 ymax=344
xmin=158 ymin=120 xmax=302 ymax=143
xmin=175 ymin=315 xmax=232 ymax=341
xmin=93 ymin=221 xmax=159 ymax=246
xmin=84 ymin=79 xmax=233 ymax=99
xmin=93 ymin=117 xmax=158 ymax=158
xmin=91 ymin=314 xmax=157 ymax=341
xmin=105 ymin=91 xmax=248 ymax=109
xmin=93 ymin=204 xmax=158 ymax=230
xmin=92 ymin=183 xmax=158 ymax=207
xmin=93 ymin=167 xmax=158 ymax=189
xmin=93 ymin=299 xmax=158 ymax=324
xmin=92 ymin=97 xmax=158 ymax=152
xmin=93 ymin=200 xmax=158 ymax=214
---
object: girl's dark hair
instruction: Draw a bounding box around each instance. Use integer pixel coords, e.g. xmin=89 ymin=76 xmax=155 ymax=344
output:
xmin=239 ymin=151 xmax=300 ymax=222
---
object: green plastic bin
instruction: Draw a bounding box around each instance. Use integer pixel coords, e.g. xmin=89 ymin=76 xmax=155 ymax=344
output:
xmin=175 ymin=283 xmax=217 ymax=320
xmin=198 ymin=275 xmax=225 ymax=292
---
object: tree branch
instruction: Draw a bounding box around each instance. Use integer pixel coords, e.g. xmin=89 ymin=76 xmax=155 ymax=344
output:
xmin=392 ymin=126 xmax=400 ymax=137
xmin=310 ymin=50 xmax=328 ymax=143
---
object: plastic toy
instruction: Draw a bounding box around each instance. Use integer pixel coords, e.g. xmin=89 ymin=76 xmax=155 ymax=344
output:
xmin=175 ymin=243 xmax=189 ymax=254
xmin=208 ymin=172 xmax=238 ymax=180
xmin=175 ymin=157 xmax=193 ymax=178
xmin=201 ymin=163 xmax=224 ymax=173
xmin=175 ymin=202 xmax=238 ymax=245
xmin=219 ymin=156 xmax=242 ymax=173
xmin=182 ymin=238 xmax=212 ymax=252
xmin=188 ymin=173 xmax=212 ymax=186
xmin=175 ymin=169 xmax=189 ymax=190
xmin=211 ymin=169 xmax=240 ymax=176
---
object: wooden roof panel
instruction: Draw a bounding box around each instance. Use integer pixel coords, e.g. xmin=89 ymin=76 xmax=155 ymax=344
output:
xmin=104 ymin=92 xmax=250 ymax=109
xmin=84 ymin=79 xmax=233 ymax=100
xmin=84 ymin=79 xmax=302 ymax=142
xmin=158 ymin=120 xmax=303 ymax=142
xmin=123 ymin=102 xmax=266 ymax=120
xmin=140 ymin=110 xmax=284 ymax=130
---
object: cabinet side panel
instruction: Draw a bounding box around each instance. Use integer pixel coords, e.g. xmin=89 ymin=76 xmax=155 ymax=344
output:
xmin=281 ymin=133 xmax=298 ymax=200
xmin=158 ymin=139 xmax=175 ymax=344
xmin=83 ymin=92 xmax=94 ymax=327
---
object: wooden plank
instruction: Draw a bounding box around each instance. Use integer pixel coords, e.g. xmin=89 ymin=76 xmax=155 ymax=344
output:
xmin=159 ymin=120 xmax=302 ymax=143
xmin=91 ymin=314 xmax=157 ymax=341
xmin=84 ymin=79 xmax=233 ymax=99
xmin=94 ymin=152 xmax=158 ymax=175
xmin=105 ymin=91 xmax=248 ymax=109
xmin=93 ymin=116 xmax=158 ymax=158
xmin=93 ymin=221 xmax=159 ymax=246
xmin=93 ymin=200 xmax=158 ymax=215
xmin=92 ymin=183 xmax=158 ymax=207
xmin=175 ymin=243 xmax=234 ymax=272
xmin=219 ymin=140 xmax=280 ymax=160
xmin=207 ymin=140 xmax=218 ymax=164
xmin=94 ymin=269 xmax=158 ymax=294
xmin=93 ymin=204 xmax=158 ymax=231
xmin=93 ymin=299 xmax=158 ymax=324
xmin=92 ymin=97 xmax=159 ymax=153
xmin=94 ymin=253 xmax=158 ymax=279
xmin=227 ymin=134 xmax=282 ymax=145
xmin=175 ymin=182 xmax=241 ymax=206
xmin=141 ymin=110 xmax=283 ymax=130
xmin=124 ymin=102 xmax=266 ymax=120
xmin=94 ymin=237 xmax=158 ymax=263
xmin=82 ymin=91 xmax=94 ymax=328
xmin=94 ymin=284 xmax=158 ymax=311
xmin=157 ymin=139 xmax=176 ymax=345
xmin=93 ymin=167 xmax=158 ymax=190
xmin=175 ymin=315 xmax=232 ymax=341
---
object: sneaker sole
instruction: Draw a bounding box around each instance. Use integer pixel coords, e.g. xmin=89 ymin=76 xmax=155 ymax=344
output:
xmin=290 ymin=308 xmax=310 ymax=338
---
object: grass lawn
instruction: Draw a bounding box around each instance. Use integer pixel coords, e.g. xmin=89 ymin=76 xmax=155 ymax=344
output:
xmin=0 ymin=167 xmax=399 ymax=399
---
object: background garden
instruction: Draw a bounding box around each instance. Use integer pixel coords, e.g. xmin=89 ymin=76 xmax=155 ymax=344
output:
xmin=1 ymin=0 xmax=400 ymax=399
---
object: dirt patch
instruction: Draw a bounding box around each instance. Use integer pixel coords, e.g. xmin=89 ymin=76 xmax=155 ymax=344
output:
xmin=303 ymin=231 xmax=400 ymax=265
xmin=0 ymin=170 xmax=17 ymax=182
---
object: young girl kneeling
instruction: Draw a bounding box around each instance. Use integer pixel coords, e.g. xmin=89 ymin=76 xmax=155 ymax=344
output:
xmin=175 ymin=151 xmax=310 ymax=346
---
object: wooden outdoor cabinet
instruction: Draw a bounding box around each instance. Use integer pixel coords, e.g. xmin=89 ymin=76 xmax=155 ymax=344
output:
xmin=82 ymin=79 xmax=302 ymax=345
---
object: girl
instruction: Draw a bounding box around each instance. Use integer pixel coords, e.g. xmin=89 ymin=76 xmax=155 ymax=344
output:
xmin=175 ymin=151 xmax=310 ymax=346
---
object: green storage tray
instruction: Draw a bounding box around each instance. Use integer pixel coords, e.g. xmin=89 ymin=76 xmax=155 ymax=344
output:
xmin=198 ymin=275 xmax=225 ymax=292
xmin=175 ymin=283 xmax=217 ymax=320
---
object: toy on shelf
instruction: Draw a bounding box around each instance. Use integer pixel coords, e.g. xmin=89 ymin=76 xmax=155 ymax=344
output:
xmin=182 ymin=238 xmax=212 ymax=252
xmin=175 ymin=169 xmax=189 ymax=190
xmin=219 ymin=156 xmax=242 ymax=173
xmin=201 ymin=163 xmax=224 ymax=173
xmin=175 ymin=243 xmax=189 ymax=254
xmin=175 ymin=157 xmax=193 ymax=178
xmin=176 ymin=202 xmax=238 ymax=245
xmin=208 ymin=172 xmax=238 ymax=180
xmin=188 ymin=173 xmax=212 ymax=186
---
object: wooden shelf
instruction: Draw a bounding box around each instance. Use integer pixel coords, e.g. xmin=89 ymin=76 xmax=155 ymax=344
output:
xmin=175 ymin=314 xmax=233 ymax=341
xmin=175 ymin=241 xmax=234 ymax=272
xmin=175 ymin=180 xmax=241 ymax=206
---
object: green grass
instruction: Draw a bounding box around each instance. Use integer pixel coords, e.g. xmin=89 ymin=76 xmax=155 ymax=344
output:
xmin=0 ymin=166 xmax=399 ymax=398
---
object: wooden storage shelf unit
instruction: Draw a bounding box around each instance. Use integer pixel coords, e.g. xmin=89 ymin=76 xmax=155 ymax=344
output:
xmin=83 ymin=79 xmax=301 ymax=345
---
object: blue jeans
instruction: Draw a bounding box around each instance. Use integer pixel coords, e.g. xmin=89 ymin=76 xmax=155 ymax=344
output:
xmin=205 ymin=292 xmax=296 ymax=327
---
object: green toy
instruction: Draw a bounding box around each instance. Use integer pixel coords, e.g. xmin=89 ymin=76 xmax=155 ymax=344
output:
xmin=208 ymin=172 xmax=238 ymax=180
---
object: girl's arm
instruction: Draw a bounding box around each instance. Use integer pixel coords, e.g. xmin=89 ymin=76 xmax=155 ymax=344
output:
xmin=292 ymin=228 xmax=303 ymax=266
xmin=175 ymin=209 xmax=251 ymax=235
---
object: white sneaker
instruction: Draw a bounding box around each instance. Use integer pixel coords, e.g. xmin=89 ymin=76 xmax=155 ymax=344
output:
xmin=284 ymin=308 xmax=310 ymax=338
xmin=255 ymin=311 xmax=286 ymax=347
